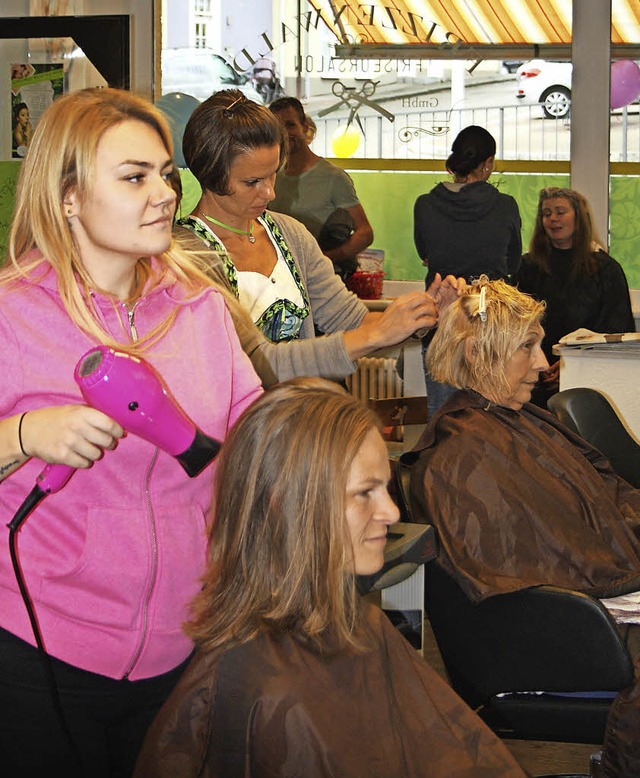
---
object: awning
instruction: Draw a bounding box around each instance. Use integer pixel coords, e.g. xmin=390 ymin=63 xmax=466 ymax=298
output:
xmin=309 ymin=0 xmax=640 ymax=59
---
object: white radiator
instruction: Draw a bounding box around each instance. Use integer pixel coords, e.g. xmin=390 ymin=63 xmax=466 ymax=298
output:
xmin=346 ymin=357 xmax=403 ymax=402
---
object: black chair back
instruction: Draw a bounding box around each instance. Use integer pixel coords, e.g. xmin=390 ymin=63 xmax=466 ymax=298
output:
xmin=426 ymin=563 xmax=633 ymax=704
xmin=425 ymin=559 xmax=633 ymax=742
xmin=548 ymin=388 xmax=640 ymax=488
xmin=393 ymin=456 xmax=415 ymax=522
xmin=395 ymin=454 xmax=635 ymax=743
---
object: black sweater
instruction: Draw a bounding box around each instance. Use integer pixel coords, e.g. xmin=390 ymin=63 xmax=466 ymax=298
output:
xmin=518 ymin=247 xmax=635 ymax=363
xmin=413 ymin=180 xmax=522 ymax=287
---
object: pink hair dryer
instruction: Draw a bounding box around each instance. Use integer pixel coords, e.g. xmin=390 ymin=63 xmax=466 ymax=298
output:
xmin=9 ymin=346 xmax=221 ymax=530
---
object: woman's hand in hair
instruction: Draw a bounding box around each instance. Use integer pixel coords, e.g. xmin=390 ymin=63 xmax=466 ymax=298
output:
xmin=344 ymin=291 xmax=439 ymax=358
xmin=429 ymin=273 xmax=467 ymax=315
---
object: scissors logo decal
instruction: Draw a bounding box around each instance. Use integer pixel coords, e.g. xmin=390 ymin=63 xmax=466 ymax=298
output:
xmin=318 ymin=80 xmax=395 ymax=133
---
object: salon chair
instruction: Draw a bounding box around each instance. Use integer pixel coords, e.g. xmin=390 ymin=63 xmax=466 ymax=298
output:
xmin=394 ymin=456 xmax=415 ymax=522
xmin=425 ymin=564 xmax=632 ymax=743
xmin=548 ymin=388 xmax=640 ymax=489
xmin=393 ymin=457 xmax=634 ymax=744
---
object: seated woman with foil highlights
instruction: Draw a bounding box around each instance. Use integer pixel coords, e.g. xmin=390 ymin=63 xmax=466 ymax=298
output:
xmin=405 ymin=277 xmax=640 ymax=618
xmin=134 ymin=378 xmax=524 ymax=778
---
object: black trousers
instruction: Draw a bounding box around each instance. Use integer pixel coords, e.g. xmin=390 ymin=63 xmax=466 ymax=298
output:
xmin=0 ymin=627 xmax=190 ymax=778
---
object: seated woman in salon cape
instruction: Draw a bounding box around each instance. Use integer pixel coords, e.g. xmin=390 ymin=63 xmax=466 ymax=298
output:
xmin=404 ymin=278 xmax=640 ymax=612
xmin=135 ymin=379 xmax=525 ymax=778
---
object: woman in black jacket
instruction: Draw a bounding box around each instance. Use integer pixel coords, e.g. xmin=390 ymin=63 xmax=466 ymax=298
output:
xmin=518 ymin=186 xmax=634 ymax=408
xmin=414 ymin=125 xmax=522 ymax=415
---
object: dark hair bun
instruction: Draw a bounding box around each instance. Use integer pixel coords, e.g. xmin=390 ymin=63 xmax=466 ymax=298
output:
xmin=447 ymin=125 xmax=496 ymax=176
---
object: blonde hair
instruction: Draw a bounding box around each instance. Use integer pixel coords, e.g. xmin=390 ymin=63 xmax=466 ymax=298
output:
xmin=427 ymin=277 xmax=545 ymax=400
xmin=4 ymin=87 xmax=220 ymax=354
xmin=187 ymin=378 xmax=382 ymax=655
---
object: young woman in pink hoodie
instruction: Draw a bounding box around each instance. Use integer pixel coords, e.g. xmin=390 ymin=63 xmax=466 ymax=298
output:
xmin=0 ymin=87 xmax=262 ymax=777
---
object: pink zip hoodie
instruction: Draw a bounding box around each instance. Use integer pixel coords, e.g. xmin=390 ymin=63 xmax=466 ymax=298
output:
xmin=0 ymin=258 xmax=262 ymax=680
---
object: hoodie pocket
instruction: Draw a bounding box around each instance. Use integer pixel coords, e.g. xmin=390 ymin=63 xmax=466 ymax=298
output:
xmin=37 ymin=502 xmax=208 ymax=633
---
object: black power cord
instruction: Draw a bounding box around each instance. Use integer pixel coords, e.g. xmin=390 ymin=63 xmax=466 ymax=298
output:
xmin=7 ymin=490 xmax=84 ymax=773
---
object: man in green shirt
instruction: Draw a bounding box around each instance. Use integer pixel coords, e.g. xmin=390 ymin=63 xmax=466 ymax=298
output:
xmin=269 ymin=96 xmax=373 ymax=277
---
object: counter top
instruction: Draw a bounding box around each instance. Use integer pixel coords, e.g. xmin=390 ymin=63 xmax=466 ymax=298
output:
xmin=362 ymin=297 xmax=392 ymax=311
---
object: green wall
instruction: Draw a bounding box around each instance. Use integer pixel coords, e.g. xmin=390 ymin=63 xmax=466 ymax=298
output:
xmin=610 ymin=175 xmax=640 ymax=287
xmin=349 ymin=170 xmax=640 ymax=287
xmin=0 ymin=162 xmax=20 ymax=260
xmin=2 ymin=161 xmax=640 ymax=288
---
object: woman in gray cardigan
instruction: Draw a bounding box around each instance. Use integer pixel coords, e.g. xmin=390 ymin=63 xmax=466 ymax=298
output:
xmin=176 ymin=89 xmax=460 ymax=386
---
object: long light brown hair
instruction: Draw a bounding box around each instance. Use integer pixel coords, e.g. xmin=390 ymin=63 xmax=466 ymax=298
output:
xmin=528 ymin=186 xmax=603 ymax=280
xmin=4 ymin=87 xmax=221 ymax=354
xmin=187 ymin=378 xmax=382 ymax=654
xmin=427 ymin=276 xmax=545 ymax=401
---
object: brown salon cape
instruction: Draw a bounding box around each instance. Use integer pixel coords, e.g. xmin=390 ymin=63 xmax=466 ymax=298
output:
xmin=134 ymin=603 xmax=524 ymax=777
xmin=406 ymin=390 xmax=640 ymax=777
xmin=406 ymin=390 xmax=640 ymax=602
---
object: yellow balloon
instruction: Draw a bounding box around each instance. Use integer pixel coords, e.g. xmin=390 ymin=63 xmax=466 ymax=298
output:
xmin=331 ymin=124 xmax=361 ymax=158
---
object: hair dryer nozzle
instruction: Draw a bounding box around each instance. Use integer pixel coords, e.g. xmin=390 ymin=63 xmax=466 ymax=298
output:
xmin=177 ymin=428 xmax=221 ymax=477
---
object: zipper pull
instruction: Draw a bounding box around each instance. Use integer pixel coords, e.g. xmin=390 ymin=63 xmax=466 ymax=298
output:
xmin=127 ymin=304 xmax=139 ymax=341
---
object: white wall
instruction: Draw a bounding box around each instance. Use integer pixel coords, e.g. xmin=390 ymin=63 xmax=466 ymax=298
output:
xmin=1 ymin=1 xmax=155 ymax=159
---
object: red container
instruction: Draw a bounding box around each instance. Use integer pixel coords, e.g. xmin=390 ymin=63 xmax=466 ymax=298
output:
xmin=346 ymin=270 xmax=385 ymax=300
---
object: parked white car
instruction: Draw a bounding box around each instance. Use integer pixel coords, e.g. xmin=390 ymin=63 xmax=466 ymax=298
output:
xmin=516 ymin=59 xmax=572 ymax=119
xmin=162 ymin=48 xmax=264 ymax=104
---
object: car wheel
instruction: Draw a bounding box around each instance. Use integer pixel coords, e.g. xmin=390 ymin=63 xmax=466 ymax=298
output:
xmin=541 ymin=86 xmax=571 ymax=119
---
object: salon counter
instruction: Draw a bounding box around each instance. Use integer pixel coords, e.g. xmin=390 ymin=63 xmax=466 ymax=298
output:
xmin=554 ymin=288 xmax=640 ymax=440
